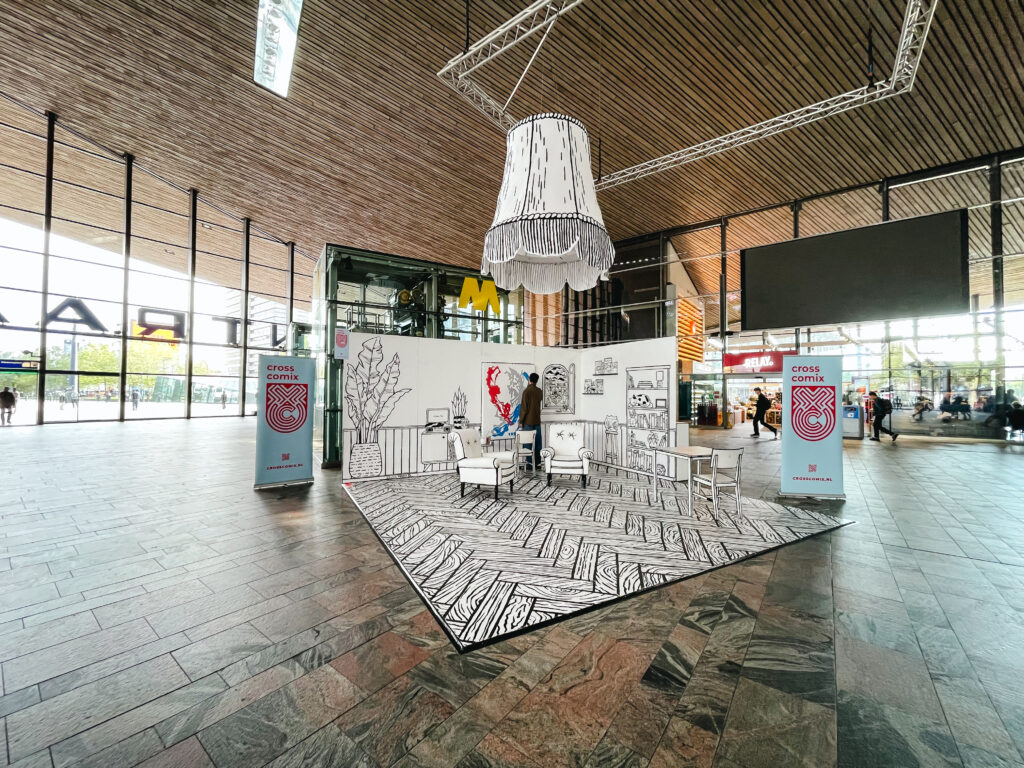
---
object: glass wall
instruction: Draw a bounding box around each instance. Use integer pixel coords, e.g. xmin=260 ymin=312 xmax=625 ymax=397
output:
xmin=0 ymin=96 xmax=314 ymax=424
xmin=670 ymin=158 xmax=1024 ymax=440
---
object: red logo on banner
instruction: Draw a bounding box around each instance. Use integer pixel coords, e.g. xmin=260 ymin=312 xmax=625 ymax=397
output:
xmin=266 ymin=383 xmax=308 ymax=434
xmin=791 ymin=386 xmax=835 ymax=442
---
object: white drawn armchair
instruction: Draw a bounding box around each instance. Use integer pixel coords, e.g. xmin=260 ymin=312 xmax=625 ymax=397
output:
xmin=449 ymin=429 xmax=517 ymax=500
xmin=540 ymin=423 xmax=594 ymax=488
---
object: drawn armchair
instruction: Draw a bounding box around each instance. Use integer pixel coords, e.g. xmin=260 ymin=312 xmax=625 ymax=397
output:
xmin=540 ymin=423 xmax=594 ymax=487
xmin=449 ymin=429 xmax=517 ymax=500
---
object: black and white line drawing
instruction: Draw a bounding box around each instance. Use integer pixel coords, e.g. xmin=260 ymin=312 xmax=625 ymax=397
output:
xmin=343 ymin=337 xmax=412 ymax=478
xmin=604 ymin=415 xmax=620 ymax=464
xmin=451 ymin=387 xmax=469 ymax=429
xmin=626 ymin=364 xmax=671 ymax=477
xmin=542 ymin=363 xmax=575 ymax=414
xmin=344 ymin=470 xmax=848 ymax=650
xmin=594 ymin=357 xmax=618 ymax=375
xmin=583 ymin=378 xmax=604 ymax=395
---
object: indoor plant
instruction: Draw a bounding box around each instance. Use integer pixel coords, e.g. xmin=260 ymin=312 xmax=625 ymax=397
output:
xmin=344 ymin=337 xmax=411 ymax=477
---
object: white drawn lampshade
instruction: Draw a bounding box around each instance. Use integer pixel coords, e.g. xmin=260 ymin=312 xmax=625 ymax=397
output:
xmin=482 ymin=113 xmax=615 ymax=294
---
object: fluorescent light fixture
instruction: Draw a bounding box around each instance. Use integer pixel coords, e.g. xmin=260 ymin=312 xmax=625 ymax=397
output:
xmin=254 ymin=0 xmax=303 ymax=97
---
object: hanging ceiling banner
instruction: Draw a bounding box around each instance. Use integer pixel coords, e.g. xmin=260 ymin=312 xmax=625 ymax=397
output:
xmin=722 ymin=350 xmax=796 ymax=374
xmin=255 ymin=354 xmax=315 ymax=489
xmin=780 ymin=355 xmax=844 ymax=498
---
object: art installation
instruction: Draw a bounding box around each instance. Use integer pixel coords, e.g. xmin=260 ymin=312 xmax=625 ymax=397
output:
xmin=344 ymin=470 xmax=848 ymax=650
xmin=343 ymin=337 xmax=411 ymax=478
xmin=626 ymin=365 xmax=671 ymax=477
xmin=481 ymin=114 xmax=615 ymax=293
xmin=594 ymin=357 xmax=618 ymax=375
xmin=482 ymin=362 xmax=534 ymax=438
xmin=604 ymin=414 xmax=620 ymax=464
xmin=582 ymin=378 xmax=603 ymax=395
xmin=451 ymin=387 xmax=469 ymax=429
xmin=542 ymin=363 xmax=575 ymax=414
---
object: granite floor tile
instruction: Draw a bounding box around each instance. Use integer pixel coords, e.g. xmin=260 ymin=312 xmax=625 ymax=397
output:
xmin=5 ymin=616 xmax=161 ymax=693
xmin=197 ymin=664 xmax=365 ymax=768
xmin=0 ymin=686 xmax=40 ymax=719
xmin=218 ymin=624 xmax=338 ymax=687
xmin=92 ymin=580 xmax=213 ymax=628
xmin=248 ymin=598 xmax=335 ymax=643
xmin=171 ymin=623 xmax=272 ymax=681
xmin=330 ymin=631 xmax=432 ymax=694
xmin=337 ymin=675 xmax=456 ymax=766
xmin=263 ymin=722 xmax=375 ymax=768
xmin=135 ymin=736 xmax=214 ymax=768
xmin=51 ymin=728 xmax=164 ymax=768
xmin=5 ymin=654 xmax=189 ymax=761
xmin=458 ymin=733 xmax=544 ymax=768
xmin=147 ymin=585 xmax=266 ymax=637
xmin=182 ymin=595 xmax=293 ymax=642
xmin=49 ymin=674 xmax=227 ymax=768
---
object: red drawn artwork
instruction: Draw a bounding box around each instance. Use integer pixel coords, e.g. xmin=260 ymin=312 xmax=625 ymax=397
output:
xmin=791 ymin=386 xmax=835 ymax=442
xmin=486 ymin=365 xmax=513 ymax=425
xmin=265 ymin=383 xmax=308 ymax=434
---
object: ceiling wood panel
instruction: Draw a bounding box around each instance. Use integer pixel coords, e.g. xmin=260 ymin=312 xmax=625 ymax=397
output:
xmin=0 ymin=0 xmax=1021 ymax=283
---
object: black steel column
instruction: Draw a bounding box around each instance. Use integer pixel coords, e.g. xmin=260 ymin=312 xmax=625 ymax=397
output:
xmin=184 ymin=189 xmax=198 ymax=419
xmin=118 ymin=154 xmax=133 ymax=422
xmin=881 ymin=179 xmax=890 ymax=222
xmin=991 ymin=160 xmax=1004 ymax=393
xmin=792 ymin=201 xmax=801 ymax=238
xmin=287 ymin=242 xmax=295 ymax=328
xmin=561 ymin=286 xmax=569 ymax=346
xmin=240 ymin=218 xmax=251 ymax=416
xmin=719 ymin=219 xmax=729 ymax=429
xmin=36 ymin=111 xmax=56 ymax=426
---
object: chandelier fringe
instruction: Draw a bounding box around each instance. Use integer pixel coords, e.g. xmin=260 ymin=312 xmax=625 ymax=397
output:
xmin=483 ymin=257 xmax=607 ymax=294
xmin=484 ymin=217 xmax=614 ymax=270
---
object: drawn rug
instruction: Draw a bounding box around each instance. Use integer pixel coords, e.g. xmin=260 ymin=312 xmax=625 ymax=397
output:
xmin=344 ymin=469 xmax=848 ymax=651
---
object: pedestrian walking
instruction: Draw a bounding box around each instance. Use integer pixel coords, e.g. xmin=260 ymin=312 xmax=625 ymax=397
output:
xmin=868 ymin=391 xmax=899 ymax=442
xmin=750 ymin=387 xmax=777 ymax=439
xmin=0 ymin=386 xmax=15 ymax=425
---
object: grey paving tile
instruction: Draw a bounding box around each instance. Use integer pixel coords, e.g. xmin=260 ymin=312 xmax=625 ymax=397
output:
xmin=182 ymin=595 xmax=293 ymax=642
xmin=54 ymin=560 xmax=166 ymax=597
xmin=39 ymin=632 xmax=191 ymax=701
xmin=135 ymin=737 xmax=214 ymax=768
xmin=197 ymin=562 xmax=268 ymax=592
xmin=4 ymin=654 xmax=189 ymax=762
xmin=2 ymin=617 xmax=158 ymax=691
xmin=219 ymin=624 xmax=338 ymax=687
xmin=51 ymin=728 xmax=164 ymax=768
xmin=92 ymin=579 xmax=213 ymax=628
xmin=172 ymin=623 xmax=272 ymax=681
xmin=20 ymin=587 xmax=148 ymax=628
xmin=0 ymin=611 xmax=99 ymax=664
xmin=249 ymin=599 xmax=335 ymax=643
xmin=147 ymin=584 xmax=265 ymax=637
xmin=50 ymin=675 xmax=227 ymax=768
xmin=0 ymin=584 xmax=60 ymax=615
xmin=0 ymin=685 xmax=40 ymax=718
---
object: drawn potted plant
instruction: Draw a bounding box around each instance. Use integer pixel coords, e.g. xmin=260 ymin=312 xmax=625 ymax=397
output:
xmin=451 ymin=387 xmax=468 ymax=429
xmin=344 ymin=337 xmax=411 ymax=478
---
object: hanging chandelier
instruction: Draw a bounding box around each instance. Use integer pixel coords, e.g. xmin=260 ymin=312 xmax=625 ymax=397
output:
xmin=482 ymin=113 xmax=615 ymax=294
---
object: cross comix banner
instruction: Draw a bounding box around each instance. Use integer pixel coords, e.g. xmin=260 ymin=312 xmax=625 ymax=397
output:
xmin=781 ymin=355 xmax=844 ymax=497
xmin=255 ymin=355 xmax=315 ymax=489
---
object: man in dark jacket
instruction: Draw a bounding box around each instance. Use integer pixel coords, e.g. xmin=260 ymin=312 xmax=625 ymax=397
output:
xmin=0 ymin=386 xmax=14 ymax=425
xmin=869 ymin=391 xmax=899 ymax=442
xmin=518 ymin=372 xmax=543 ymax=469
xmin=751 ymin=387 xmax=777 ymax=439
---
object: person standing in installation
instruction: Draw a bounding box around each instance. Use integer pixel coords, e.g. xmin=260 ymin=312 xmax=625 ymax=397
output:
xmin=868 ymin=391 xmax=899 ymax=442
xmin=518 ymin=372 xmax=543 ymax=470
xmin=751 ymin=386 xmax=777 ymax=439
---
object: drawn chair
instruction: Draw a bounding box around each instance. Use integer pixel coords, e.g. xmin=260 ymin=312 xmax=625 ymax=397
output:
xmin=514 ymin=428 xmax=539 ymax=474
xmin=691 ymin=448 xmax=743 ymax=521
xmin=449 ymin=429 xmax=517 ymax=500
xmin=540 ymin=423 xmax=594 ymax=488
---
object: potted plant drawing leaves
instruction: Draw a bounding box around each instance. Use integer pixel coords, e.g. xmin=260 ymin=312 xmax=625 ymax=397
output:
xmin=451 ymin=387 xmax=468 ymax=429
xmin=344 ymin=338 xmax=411 ymax=477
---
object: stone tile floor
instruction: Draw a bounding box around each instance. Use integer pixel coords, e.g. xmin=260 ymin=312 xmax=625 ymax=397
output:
xmin=0 ymin=419 xmax=1021 ymax=768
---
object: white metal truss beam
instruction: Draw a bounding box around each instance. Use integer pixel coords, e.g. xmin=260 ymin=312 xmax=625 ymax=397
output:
xmin=438 ymin=0 xmax=938 ymax=189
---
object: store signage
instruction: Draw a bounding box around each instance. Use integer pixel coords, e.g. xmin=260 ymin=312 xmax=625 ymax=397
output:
xmin=0 ymin=298 xmax=286 ymax=348
xmin=0 ymin=359 xmax=40 ymax=371
xmin=459 ymin=277 xmax=500 ymax=314
xmin=255 ymin=355 xmax=315 ymax=489
xmin=333 ymin=328 xmax=349 ymax=360
xmin=781 ymin=355 xmax=844 ymax=497
xmin=722 ymin=350 xmax=795 ymax=374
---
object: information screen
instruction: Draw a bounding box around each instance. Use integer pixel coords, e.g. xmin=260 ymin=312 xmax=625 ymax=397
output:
xmin=740 ymin=210 xmax=969 ymax=330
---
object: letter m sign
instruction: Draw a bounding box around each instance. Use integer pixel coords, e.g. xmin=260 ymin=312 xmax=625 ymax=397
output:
xmin=459 ymin=277 xmax=500 ymax=315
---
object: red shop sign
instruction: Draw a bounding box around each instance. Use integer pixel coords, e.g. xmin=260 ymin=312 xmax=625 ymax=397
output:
xmin=722 ymin=350 xmax=796 ymax=374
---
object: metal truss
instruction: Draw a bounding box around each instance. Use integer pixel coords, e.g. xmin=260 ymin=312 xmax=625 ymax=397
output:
xmin=438 ymin=0 xmax=938 ymax=189
xmin=437 ymin=0 xmax=585 ymax=131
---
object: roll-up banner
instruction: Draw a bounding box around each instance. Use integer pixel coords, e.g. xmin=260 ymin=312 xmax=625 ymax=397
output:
xmin=255 ymin=354 xmax=315 ymax=489
xmin=781 ymin=355 xmax=844 ymax=498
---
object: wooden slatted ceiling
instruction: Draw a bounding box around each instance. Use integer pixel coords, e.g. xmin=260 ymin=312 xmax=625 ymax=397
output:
xmin=0 ymin=0 xmax=1022 ymax=276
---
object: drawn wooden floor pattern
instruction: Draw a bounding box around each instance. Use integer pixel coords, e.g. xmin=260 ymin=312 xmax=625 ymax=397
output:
xmin=344 ymin=470 xmax=847 ymax=651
